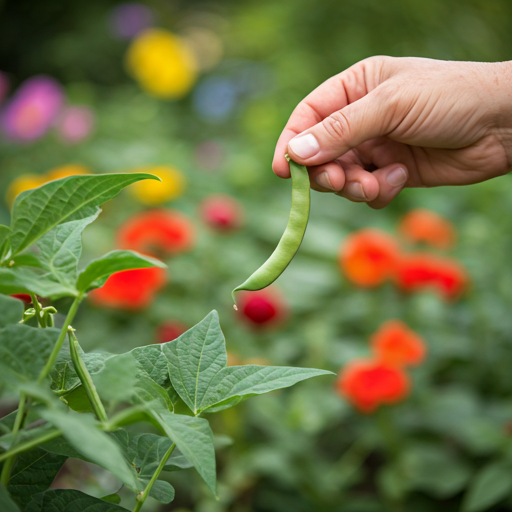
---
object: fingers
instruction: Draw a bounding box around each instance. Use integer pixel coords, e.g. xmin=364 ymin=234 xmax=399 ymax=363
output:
xmin=287 ymin=88 xmax=396 ymax=169
xmin=332 ymin=163 xmax=408 ymax=208
xmin=273 ymin=57 xmax=388 ymax=178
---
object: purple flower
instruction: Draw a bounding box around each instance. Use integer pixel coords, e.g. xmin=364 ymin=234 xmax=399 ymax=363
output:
xmin=56 ymin=105 xmax=95 ymax=143
xmin=109 ymin=3 xmax=154 ymax=40
xmin=1 ymin=76 xmax=64 ymax=142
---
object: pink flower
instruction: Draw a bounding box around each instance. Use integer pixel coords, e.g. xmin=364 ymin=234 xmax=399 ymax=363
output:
xmin=200 ymin=194 xmax=244 ymax=232
xmin=56 ymin=106 xmax=95 ymax=143
xmin=1 ymin=76 xmax=63 ymax=141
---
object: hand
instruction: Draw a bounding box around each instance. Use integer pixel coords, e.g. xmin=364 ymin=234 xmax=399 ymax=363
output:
xmin=272 ymin=56 xmax=512 ymax=208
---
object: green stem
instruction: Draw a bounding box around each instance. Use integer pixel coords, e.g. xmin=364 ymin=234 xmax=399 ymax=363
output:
xmin=68 ymin=329 xmax=108 ymax=423
xmin=37 ymin=295 xmax=82 ymax=385
xmin=29 ymin=293 xmax=45 ymax=328
xmin=0 ymin=393 xmax=27 ymax=486
xmin=0 ymin=429 xmax=62 ymax=464
xmin=133 ymin=443 xmax=176 ymax=512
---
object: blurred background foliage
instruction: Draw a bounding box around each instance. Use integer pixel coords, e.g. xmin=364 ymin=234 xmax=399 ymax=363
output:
xmin=2 ymin=0 xmax=512 ymax=511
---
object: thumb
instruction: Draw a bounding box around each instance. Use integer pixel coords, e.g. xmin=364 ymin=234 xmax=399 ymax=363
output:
xmin=287 ymin=87 xmax=394 ymax=165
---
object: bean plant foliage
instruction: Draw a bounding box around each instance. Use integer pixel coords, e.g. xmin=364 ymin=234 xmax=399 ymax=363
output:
xmin=0 ymin=174 xmax=332 ymax=511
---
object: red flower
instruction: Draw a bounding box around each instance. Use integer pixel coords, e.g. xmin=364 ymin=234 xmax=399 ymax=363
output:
xmin=89 ymin=267 xmax=166 ymax=310
xmin=395 ymin=253 xmax=468 ymax=301
xmin=200 ymin=194 xmax=244 ymax=232
xmin=156 ymin=321 xmax=188 ymax=343
xmin=10 ymin=294 xmax=32 ymax=304
xmin=336 ymin=359 xmax=410 ymax=413
xmin=371 ymin=320 xmax=426 ymax=367
xmin=236 ymin=288 xmax=288 ymax=328
xmin=339 ymin=229 xmax=399 ymax=287
xmin=117 ymin=209 xmax=195 ymax=257
xmin=399 ymin=209 xmax=456 ymax=249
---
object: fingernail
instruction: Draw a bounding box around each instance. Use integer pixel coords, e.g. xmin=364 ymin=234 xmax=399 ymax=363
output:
xmin=386 ymin=167 xmax=407 ymax=187
xmin=317 ymin=171 xmax=334 ymax=191
xmin=288 ymin=134 xmax=320 ymax=159
xmin=346 ymin=182 xmax=366 ymax=200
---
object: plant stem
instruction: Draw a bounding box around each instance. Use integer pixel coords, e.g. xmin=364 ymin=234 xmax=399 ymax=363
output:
xmin=37 ymin=295 xmax=82 ymax=385
xmin=133 ymin=443 xmax=176 ymax=512
xmin=0 ymin=429 xmax=62 ymax=464
xmin=68 ymin=328 xmax=108 ymax=423
xmin=2 ymin=296 xmax=82 ymax=484
xmin=29 ymin=293 xmax=45 ymax=328
xmin=0 ymin=393 xmax=28 ymax=486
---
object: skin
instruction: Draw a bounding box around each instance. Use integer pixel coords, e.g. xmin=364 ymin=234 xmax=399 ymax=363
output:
xmin=232 ymin=158 xmax=310 ymax=307
xmin=272 ymin=57 xmax=512 ymax=209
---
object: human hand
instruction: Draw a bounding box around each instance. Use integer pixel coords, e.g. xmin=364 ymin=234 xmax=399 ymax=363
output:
xmin=272 ymin=57 xmax=512 ymax=208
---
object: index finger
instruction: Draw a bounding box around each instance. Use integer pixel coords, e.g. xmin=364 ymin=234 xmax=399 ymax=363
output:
xmin=272 ymin=61 xmax=373 ymax=178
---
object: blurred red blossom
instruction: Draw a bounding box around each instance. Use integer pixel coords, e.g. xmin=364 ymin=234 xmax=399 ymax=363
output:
xmin=156 ymin=321 xmax=188 ymax=343
xmin=117 ymin=210 xmax=195 ymax=257
xmin=1 ymin=76 xmax=63 ymax=141
xmin=399 ymin=208 xmax=456 ymax=249
xmin=200 ymin=194 xmax=244 ymax=232
xmin=395 ymin=253 xmax=468 ymax=301
xmin=371 ymin=320 xmax=426 ymax=367
xmin=10 ymin=294 xmax=32 ymax=304
xmin=336 ymin=359 xmax=410 ymax=413
xmin=339 ymin=229 xmax=399 ymax=287
xmin=236 ymin=288 xmax=288 ymax=329
xmin=89 ymin=267 xmax=166 ymax=310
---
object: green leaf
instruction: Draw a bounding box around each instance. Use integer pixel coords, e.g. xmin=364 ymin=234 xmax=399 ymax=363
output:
xmin=0 ymin=294 xmax=24 ymax=327
xmin=0 ymin=325 xmax=59 ymax=381
xmin=92 ymin=353 xmax=137 ymax=403
xmin=163 ymin=310 xmax=333 ymax=414
xmin=0 ymin=483 xmax=20 ymax=512
xmin=0 ymin=225 xmax=11 ymax=260
xmin=10 ymin=173 xmax=159 ymax=256
xmin=25 ymin=489 xmax=129 ymax=511
xmin=40 ymin=409 xmax=138 ymax=490
xmin=51 ymin=347 xmax=110 ymax=395
xmin=76 ymin=250 xmax=166 ymax=293
xmin=110 ymin=430 xmax=178 ymax=503
xmin=0 ymin=267 xmax=76 ymax=298
xmin=463 ymin=461 xmax=512 ymax=512
xmin=6 ymin=448 xmax=67 ymax=510
xmin=150 ymin=411 xmax=216 ymax=495
xmin=101 ymin=494 xmax=121 ymax=504
xmin=35 ymin=210 xmax=101 ymax=289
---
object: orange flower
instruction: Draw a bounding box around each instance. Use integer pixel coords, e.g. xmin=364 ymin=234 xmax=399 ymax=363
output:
xmin=336 ymin=359 xmax=410 ymax=413
xmin=395 ymin=253 xmax=468 ymax=301
xmin=89 ymin=267 xmax=166 ymax=310
xmin=371 ymin=320 xmax=426 ymax=367
xmin=236 ymin=288 xmax=288 ymax=329
xmin=339 ymin=229 xmax=399 ymax=287
xmin=398 ymin=209 xmax=456 ymax=249
xmin=117 ymin=210 xmax=195 ymax=257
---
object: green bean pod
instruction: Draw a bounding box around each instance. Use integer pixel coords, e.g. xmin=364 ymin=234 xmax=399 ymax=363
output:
xmin=232 ymin=156 xmax=310 ymax=309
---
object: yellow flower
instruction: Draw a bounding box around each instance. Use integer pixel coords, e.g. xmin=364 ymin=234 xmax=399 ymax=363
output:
xmin=6 ymin=174 xmax=46 ymax=206
xmin=46 ymin=164 xmax=91 ymax=181
xmin=130 ymin=165 xmax=186 ymax=205
xmin=126 ymin=29 xmax=198 ymax=99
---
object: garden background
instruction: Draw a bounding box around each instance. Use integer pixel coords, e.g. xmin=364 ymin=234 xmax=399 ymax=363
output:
xmin=2 ymin=0 xmax=512 ymax=511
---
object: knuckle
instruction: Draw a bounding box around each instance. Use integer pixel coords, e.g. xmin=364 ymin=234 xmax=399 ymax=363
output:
xmin=323 ymin=111 xmax=351 ymax=142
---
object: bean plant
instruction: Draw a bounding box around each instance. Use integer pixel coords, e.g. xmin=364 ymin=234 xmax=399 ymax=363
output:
xmin=0 ymin=174 xmax=331 ymax=511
